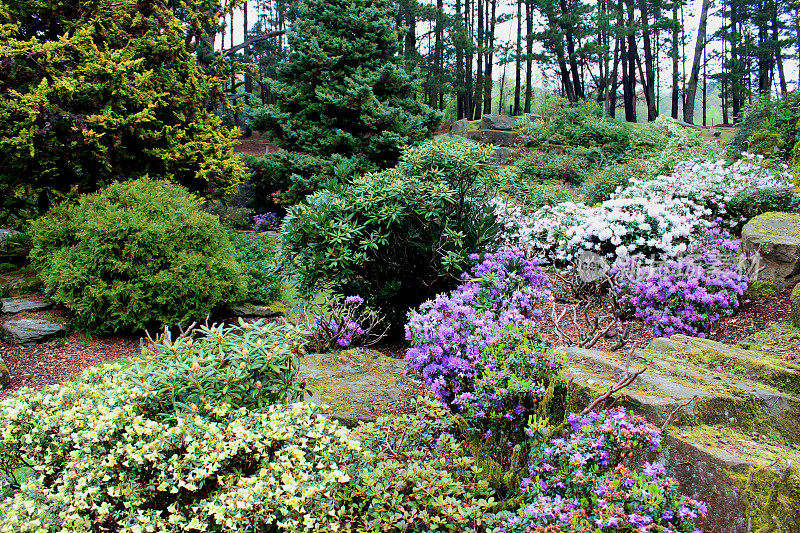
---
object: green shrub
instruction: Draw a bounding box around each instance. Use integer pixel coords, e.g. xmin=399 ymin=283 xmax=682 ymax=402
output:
xmin=728 ymin=186 xmax=800 ymax=223
xmin=29 ymin=178 xmax=245 ymax=334
xmin=0 ymin=368 xmax=358 ymax=532
xmin=227 ymin=231 xmax=283 ymax=303
xmin=281 ymin=138 xmax=499 ymax=329
xmin=244 ymin=152 xmax=374 ymax=209
xmin=730 ymin=91 xmax=800 ymax=164
xmin=513 ymin=150 xmax=593 ymax=185
xmin=0 ymin=0 xmax=245 ymax=217
xmin=127 ymin=319 xmax=306 ymax=418
xmin=519 ymin=99 xmax=632 ymax=162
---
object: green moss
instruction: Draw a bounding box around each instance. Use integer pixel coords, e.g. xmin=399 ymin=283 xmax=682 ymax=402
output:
xmin=746 ymin=279 xmax=780 ymax=299
xmin=792 ymin=284 xmax=800 ymax=329
xmin=735 ymin=464 xmax=800 ymax=532
xmin=0 ymin=360 xmax=9 ymax=388
xmin=745 ymin=212 xmax=800 ymax=241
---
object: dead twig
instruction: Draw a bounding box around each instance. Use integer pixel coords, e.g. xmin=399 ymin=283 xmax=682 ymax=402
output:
xmin=659 ymin=396 xmax=697 ymax=433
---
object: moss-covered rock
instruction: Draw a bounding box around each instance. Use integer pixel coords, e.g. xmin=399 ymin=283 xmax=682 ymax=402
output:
xmin=298 ymin=348 xmax=420 ymax=426
xmin=742 ymin=212 xmax=800 ymax=288
xmin=745 ymin=279 xmax=780 ymax=299
xmin=0 ymin=355 xmax=9 ymax=388
xmin=792 ymin=283 xmax=800 ymax=329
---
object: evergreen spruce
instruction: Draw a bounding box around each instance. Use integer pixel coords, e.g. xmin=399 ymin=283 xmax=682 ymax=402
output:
xmin=247 ymin=0 xmax=441 ymax=170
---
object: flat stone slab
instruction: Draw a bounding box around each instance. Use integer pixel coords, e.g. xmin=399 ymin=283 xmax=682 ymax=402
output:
xmin=230 ymin=302 xmax=282 ymax=318
xmin=299 ymin=349 xmax=420 ymax=425
xmin=742 ymin=212 xmax=800 ymax=288
xmin=1 ymin=296 xmax=52 ymax=314
xmin=2 ymin=318 xmax=66 ymax=345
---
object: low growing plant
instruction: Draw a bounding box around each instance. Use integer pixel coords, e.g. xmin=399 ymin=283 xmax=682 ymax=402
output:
xmin=301 ymin=295 xmax=389 ymax=352
xmin=127 ymin=318 xmax=308 ymax=418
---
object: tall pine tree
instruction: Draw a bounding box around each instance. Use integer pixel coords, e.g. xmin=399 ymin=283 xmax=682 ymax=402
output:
xmin=247 ymin=0 xmax=441 ymax=169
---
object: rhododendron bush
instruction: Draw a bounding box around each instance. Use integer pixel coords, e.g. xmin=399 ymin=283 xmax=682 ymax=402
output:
xmin=405 ymin=248 xmax=553 ymax=406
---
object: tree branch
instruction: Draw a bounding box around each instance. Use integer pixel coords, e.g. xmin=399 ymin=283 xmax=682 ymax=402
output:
xmin=223 ymin=31 xmax=285 ymax=55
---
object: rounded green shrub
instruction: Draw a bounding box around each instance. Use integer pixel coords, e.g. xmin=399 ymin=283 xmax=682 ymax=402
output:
xmin=29 ymin=178 xmax=245 ymax=333
xmin=280 ymin=138 xmax=499 ymax=330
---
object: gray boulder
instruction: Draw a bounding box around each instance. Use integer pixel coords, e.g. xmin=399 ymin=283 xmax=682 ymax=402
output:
xmin=742 ymin=212 xmax=800 ymax=288
xmin=676 ymin=120 xmax=701 ymax=130
xmin=462 ymin=129 xmax=517 ymax=147
xmin=480 ymin=114 xmax=518 ymax=131
xmin=2 ymin=318 xmax=66 ymax=345
xmin=230 ymin=302 xmax=283 ymax=318
xmin=2 ymin=297 xmax=53 ymax=314
xmin=448 ymin=118 xmax=470 ymax=135
xmin=493 ymin=147 xmax=513 ymax=165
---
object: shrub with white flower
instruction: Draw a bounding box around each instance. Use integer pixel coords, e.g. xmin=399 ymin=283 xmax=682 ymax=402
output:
xmin=615 ymin=154 xmax=794 ymax=231
xmin=493 ymin=195 xmax=707 ymax=265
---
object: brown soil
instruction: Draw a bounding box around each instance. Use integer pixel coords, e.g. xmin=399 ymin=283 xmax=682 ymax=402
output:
xmin=232 ymin=131 xmax=280 ymax=157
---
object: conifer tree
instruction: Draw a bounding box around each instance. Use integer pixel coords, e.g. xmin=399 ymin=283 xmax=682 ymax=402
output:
xmin=247 ymin=0 xmax=441 ymax=170
xmin=0 ymin=0 xmax=245 ymax=219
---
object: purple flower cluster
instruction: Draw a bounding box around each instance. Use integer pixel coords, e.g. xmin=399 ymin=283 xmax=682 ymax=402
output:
xmin=452 ymin=325 xmax=562 ymax=443
xmin=252 ymin=212 xmax=279 ymax=231
xmin=308 ymin=295 xmax=387 ymax=351
xmin=405 ymin=248 xmax=553 ymax=406
xmin=501 ymin=408 xmax=707 ymax=532
xmin=613 ymin=223 xmax=750 ymax=337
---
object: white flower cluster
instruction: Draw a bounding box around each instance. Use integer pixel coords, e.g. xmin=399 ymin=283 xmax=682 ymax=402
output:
xmin=614 ymin=155 xmax=794 ymax=230
xmin=492 ymin=195 xmax=707 ymax=264
xmin=0 ymin=366 xmax=360 ymax=533
xmin=493 ymin=153 xmax=794 ymax=264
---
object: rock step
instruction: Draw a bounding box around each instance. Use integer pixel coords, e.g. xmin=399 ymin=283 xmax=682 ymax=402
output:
xmin=1 ymin=296 xmax=53 ymax=314
xmin=1 ymin=318 xmax=66 ymax=346
xmin=298 ymin=348 xmax=420 ymax=426
xmin=562 ymin=343 xmax=800 ymax=444
xmin=230 ymin=302 xmax=284 ymax=318
xmin=625 ymin=425 xmax=800 ymax=533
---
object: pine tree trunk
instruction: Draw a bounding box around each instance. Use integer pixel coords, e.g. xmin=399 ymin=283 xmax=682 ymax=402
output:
xmin=465 ymin=0 xmax=474 ymax=118
xmin=483 ymin=0 xmax=496 ymax=114
xmin=671 ymin=4 xmax=679 ymax=119
xmin=524 ymin=0 xmax=533 ymax=113
xmin=514 ymin=0 xmax=522 ymax=115
xmin=623 ymin=0 xmax=636 ymax=122
xmin=474 ymin=0 xmax=484 ymax=119
xmin=683 ymin=0 xmax=710 ymax=124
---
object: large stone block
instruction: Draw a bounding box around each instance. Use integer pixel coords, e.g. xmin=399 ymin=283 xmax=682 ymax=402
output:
xmin=742 ymin=212 xmax=800 ymax=288
xmin=448 ymin=118 xmax=470 ymax=135
xmin=462 ymin=129 xmax=517 ymax=147
xmin=2 ymin=318 xmax=66 ymax=345
xmin=479 ymin=114 xmax=518 ymax=131
xmin=1 ymin=296 xmax=53 ymax=314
